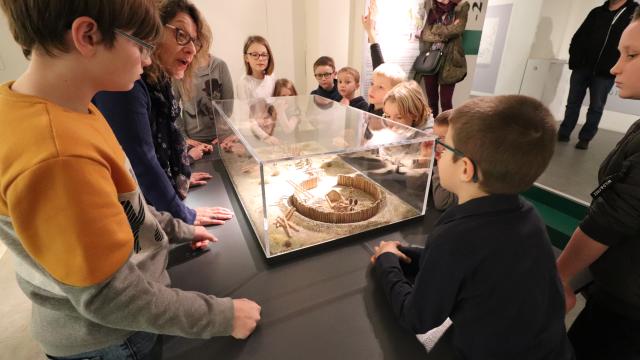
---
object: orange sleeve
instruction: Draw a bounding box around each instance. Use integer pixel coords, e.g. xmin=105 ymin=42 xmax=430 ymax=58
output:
xmin=7 ymin=156 xmax=134 ymax=287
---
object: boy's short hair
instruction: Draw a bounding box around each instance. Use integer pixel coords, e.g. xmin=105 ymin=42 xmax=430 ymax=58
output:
xmin=0 ymin=0 xmax=161 ymax=58
xmin=337 ymin=67 xmax=360 ymax=83
xmin=434 ymin=109 xmax=453 ymax=127
xmin=313 ymin=56 xmax=336 ymax=72
xmin=373 ymin=63 xmax=406 ymax=87
xmin=449 ymin=95 xmax=556 ymax=194
xmin=383 ymin=80 xmax=430 ymax=128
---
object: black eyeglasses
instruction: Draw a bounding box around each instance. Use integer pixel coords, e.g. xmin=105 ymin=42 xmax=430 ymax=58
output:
xmin=246 ymin=52 xmax=270 ymax=60
xmin=114 ymin=29 xmax=155 ymax=58
xmin=314 ymin=72 xmax=334 ymax=79
xmin=165 ymin=24 xmax=202 ymax=51
xmin=435 ymin=138 xmax=478 ymax=182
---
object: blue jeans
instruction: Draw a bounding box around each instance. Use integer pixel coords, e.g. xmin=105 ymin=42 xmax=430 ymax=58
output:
xmin=558 ymin=68 xmax=614 ymax=142
xmin=46 ymin=332 xmax=158 ymax=360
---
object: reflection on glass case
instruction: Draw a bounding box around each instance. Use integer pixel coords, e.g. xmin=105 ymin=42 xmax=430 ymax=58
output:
xmin=212 ymin=95 xmax=435 ymax=257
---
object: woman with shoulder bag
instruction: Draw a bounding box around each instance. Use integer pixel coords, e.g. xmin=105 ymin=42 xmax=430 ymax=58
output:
xmin=418 ymin=0 xmax=468 ymax=116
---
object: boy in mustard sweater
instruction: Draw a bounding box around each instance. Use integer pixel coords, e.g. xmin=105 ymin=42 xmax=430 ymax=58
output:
xmin=0 ymin=1 xmax=260 ymax=358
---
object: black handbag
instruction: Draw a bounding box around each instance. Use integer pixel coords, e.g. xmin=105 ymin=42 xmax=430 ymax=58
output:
xmin=412 ymin=42 xmax=445 ymax=76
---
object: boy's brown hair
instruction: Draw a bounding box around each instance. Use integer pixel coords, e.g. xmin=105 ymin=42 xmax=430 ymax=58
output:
xmin=449 ymin=95 xmax=556 ymax=194
xmin=313 ymin=56 xmax=336 ymax=72
xmin=243 ymin=35 xmax=275 ymax=76
xmin=0 ymin=0 xmax=161 ymax=59
xmin=337 ymin=67 xmax=360 ymax=83
xmin=273 ymin=78 xmax=298 ymax=96
xmin=634 ymin=6 xmax=640 ymax=21
xmin=434 ymin=109 xmax=453 ymax=127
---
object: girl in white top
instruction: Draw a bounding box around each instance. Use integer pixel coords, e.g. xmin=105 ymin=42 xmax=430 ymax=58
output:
xmin=237 ymin=35 xmax=276 ymax=100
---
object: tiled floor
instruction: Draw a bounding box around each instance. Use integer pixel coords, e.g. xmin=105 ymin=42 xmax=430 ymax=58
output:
xmin=537 ymin=124 xmax=625 ymax=203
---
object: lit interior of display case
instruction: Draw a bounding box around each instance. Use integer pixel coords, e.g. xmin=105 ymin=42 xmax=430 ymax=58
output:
xmin=212 ymin=95 xmax=435 ymax=257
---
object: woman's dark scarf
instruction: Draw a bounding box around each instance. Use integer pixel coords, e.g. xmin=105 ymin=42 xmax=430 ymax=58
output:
xmin=427 ymin=0 xmax=459 ymax=25
xmin=143 ymin=73 xmax=192 ymax=200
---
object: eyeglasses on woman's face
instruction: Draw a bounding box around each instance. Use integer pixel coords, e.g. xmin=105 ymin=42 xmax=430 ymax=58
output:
xmin=165 ymin=24 xmax=202 ymax=52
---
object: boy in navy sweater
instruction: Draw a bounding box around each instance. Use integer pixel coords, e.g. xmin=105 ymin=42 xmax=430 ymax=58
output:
xmin=310 ymin=56 xmax=342 ymax=102
xmin=371 ymin=95 xmax=574 ymax=359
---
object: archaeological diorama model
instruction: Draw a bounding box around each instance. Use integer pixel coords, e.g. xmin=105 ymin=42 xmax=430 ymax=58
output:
xmin=212 ymin=95 xmax=435 ymax=257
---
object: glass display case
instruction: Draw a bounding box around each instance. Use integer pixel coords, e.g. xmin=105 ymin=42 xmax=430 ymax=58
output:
xmin=212 ymin=95 xmax=435 ymax=257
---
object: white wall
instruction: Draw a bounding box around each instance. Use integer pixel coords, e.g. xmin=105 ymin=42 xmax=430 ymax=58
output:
xmin=192 ymin=0 xmax=282 ymax=92
xmin=194 ymin=0 xmax=352 ymax=95
xmin=0 ymin=12 xmax=29 ymax=83
xmin=303 ymin=0 xmax=351 ymax=94
xmin=489 ymin=0 xmax=544 ymax=95
xmin=529 ymin=1 xmax=571 ymax=59
xmin=529 ymin=0 xmax=602 ymax=60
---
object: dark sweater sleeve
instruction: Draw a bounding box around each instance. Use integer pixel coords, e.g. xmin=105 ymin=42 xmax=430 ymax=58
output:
xmin=397 ymin=245 xmax=423 ymax=278
xmin=350 ymin=97 xmax=370 ymax=112
xmin=370 ymin=43 xmax=385 ymax=70
xmin=569 ymin=9 xmax=596 ymax=68
xmin=93 ymin=81 xmax=196 ymax=224
xmin=580 ymin=145 xmax=640 ymax=246
xmin=374 ymin=241 xmax=462 ymax=334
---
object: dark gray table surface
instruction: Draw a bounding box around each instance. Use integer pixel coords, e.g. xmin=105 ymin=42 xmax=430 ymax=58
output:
xmin=161 ymin=157 xmax=447 ymax=360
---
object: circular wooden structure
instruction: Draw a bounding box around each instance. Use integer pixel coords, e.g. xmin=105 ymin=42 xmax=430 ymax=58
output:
xmin=290 ymin=174 xmax=384 ymax=224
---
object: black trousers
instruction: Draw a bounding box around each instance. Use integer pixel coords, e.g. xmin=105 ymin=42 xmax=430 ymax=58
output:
xmin=569 ymin=299 xmax=640 ymax=360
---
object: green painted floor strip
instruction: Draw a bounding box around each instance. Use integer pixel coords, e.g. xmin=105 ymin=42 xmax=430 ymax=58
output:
xmin=521 ymin=186 xmax=588 ymax=250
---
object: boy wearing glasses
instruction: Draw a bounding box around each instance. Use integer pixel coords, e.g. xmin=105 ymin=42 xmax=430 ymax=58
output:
xmin=0 ymin=1 xmax=259 ymax=359
xmin=429 ymin=110 xmax=458 ymax=210
xmin=310 ymin=56 xmax=342 ymax=102
xmin=370 ymin=96 xmax=574 ymax=359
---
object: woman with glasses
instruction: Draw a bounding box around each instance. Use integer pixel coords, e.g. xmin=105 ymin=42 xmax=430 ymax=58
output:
xmin=94 ymin=0 xmax=234 ymax=227
xmin=237 ymin=35 xmax=276 ymax=100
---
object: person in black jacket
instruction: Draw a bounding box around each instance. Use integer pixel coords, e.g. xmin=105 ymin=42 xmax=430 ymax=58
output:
xmin=557 ymin=8 xmax=640 ymax=359
xmin=558 ymin=0 xmax=638 ymax=149
xmin=371 ymin=95 xmax=574 ymax=359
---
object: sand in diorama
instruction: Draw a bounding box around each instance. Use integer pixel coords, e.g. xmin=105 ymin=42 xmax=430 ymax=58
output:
xmin=219 ymin=141 xmax=421 ymax=256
